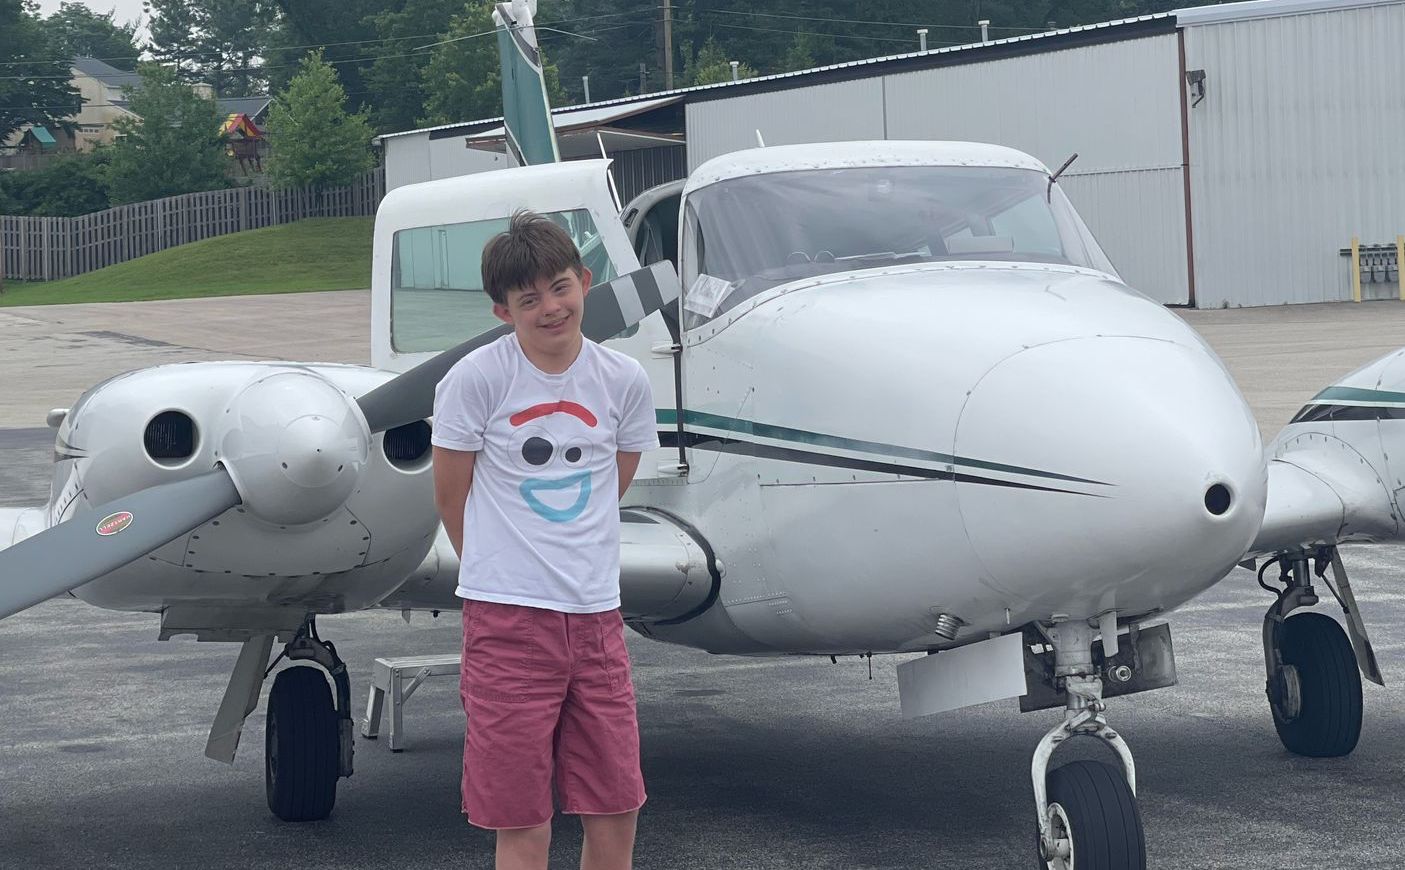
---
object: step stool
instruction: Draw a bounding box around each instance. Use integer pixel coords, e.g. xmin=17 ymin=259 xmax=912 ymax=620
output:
xmin=360 ymin=653 xmax=461 ymax=751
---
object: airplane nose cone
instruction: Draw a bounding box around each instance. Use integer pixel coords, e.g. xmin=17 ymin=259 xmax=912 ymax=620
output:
xmin=278 ymin=413 xmax=359 ymax=489
xmin=219 ymin=370 xmax=370 ymax=525
xmin=955 ymin=337 xmax=1266 ymax=616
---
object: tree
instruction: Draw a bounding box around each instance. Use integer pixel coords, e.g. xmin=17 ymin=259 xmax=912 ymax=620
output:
xmin=420 ymin=3 xmax=569 ymax=127
xmin=360 ymin=0 xmax=462 ymax=134
xmin=105 ymin=63 xmax=229 ymax=204
xmin=43 ymin=2 xmax=140 ymax=68
xmin=684 ymin=37 xmax=756 ymax=86
xmin=0 ymin=0 xmax=82 ymax=144
xmin=266 ymin=51 xmax=375 ymax=190
xmin=0 ymin=151 xmax=111 ymax=216
xmin=145 ymin=0 xmax=275 ymax=95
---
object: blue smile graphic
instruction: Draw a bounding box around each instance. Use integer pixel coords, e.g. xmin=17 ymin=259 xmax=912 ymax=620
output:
xmin=520 ymin=471 xmax=592 ymax=522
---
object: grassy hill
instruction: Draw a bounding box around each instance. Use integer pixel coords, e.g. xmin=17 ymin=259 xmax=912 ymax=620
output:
xmin=0 ymin=217 xmax=373 ymax=306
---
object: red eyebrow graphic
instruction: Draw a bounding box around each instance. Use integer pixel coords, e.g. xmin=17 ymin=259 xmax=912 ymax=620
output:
xmin=510 ymin=401 xmax=598 ymax=428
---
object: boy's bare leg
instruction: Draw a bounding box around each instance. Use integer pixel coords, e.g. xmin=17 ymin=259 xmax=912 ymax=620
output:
xmin=580 ymin=810 xmax=639 ymax=870
xmin=496 ymin=821 xmax=552 ymax=870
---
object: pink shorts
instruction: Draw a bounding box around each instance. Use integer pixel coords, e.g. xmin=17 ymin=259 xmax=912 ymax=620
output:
xmin=460 ymin=599 xmax=647 ymax=829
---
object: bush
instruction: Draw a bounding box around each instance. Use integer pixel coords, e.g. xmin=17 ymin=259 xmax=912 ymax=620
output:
xmin=0 ymin=151 xmax=111 ymax=216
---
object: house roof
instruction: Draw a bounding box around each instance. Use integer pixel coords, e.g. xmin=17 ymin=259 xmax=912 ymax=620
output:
xmin=216 ymin=96 xmax=273 ymax=119
xmin=71 ymin=56 xmax=142 ymax=90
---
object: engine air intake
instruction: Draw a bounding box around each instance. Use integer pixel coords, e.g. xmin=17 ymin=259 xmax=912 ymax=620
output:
xmin=144 ymin=411 xmax=197 ymax=463
xmin=384 ymin=420 xmax=432 ymax=469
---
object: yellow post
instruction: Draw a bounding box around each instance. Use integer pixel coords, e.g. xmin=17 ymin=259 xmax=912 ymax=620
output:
xmin=1397 ymin=235 xmax=1404 ymax=302
xmin=1351 ymin=236 xmax=1362 ymax=302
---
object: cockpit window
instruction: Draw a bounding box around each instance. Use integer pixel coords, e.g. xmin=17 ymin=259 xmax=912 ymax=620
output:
xmin=680 ymin=166 xmax=1117 ymax=329
xmin=391 ymin=209 xmax=618 ymax=352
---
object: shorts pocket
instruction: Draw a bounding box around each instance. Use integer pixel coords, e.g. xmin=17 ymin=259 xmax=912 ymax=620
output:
xmin=596 ymin=611 xmax=633 ymax=697
xmin=464 ymin=603 xmax=537 ymax=704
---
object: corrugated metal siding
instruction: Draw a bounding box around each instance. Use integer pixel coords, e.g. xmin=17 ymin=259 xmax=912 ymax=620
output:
xmin=385 ymin=134 xmax=432 ymax=190
xmin=685 ymin=78 xmax=886 ymax=170
xmin=883 ymin=36 xmax=1182 ymax=173
xmin=884 ymin=34 xmax=1188 ymax=302
xmin=609 ymin=145 xmax=688 ymax=203
xmin=1185 ymin=2 xmax=1405 ymax=307
xmin=1059 ymin=169 xmax=1189 ymax=300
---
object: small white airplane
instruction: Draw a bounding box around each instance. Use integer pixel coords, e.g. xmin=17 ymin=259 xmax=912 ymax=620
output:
xmin=3 ymin=3 xmax=1403 ymax=868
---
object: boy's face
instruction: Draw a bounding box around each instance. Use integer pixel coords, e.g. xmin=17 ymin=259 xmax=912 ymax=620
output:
xmin=493 ymin=266 xmax=592 ymax=356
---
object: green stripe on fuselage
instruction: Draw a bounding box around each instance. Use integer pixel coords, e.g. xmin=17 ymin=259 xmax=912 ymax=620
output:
xmin=655 ymin=409 xmax=1104 ymax=485
xmin=1310 ymin=386 xmax=1405 ymax=406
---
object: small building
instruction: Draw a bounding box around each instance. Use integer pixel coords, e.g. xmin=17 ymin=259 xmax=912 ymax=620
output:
xmin=377 ymin=0 xmax=1405 ymax=308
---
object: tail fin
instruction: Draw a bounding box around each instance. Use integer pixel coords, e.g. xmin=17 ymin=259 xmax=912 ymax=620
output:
xmin=493 ymin=0 xmax=560 ymax=165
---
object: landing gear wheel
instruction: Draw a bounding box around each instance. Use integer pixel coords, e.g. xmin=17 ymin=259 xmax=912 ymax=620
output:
xmin=1037 ymin=760 xmax=1145 ymax=870
xmin=266 ymin=666 xmax=339 ymax=821
xmin=1272 ymin=612 xmax=1362 ymax=757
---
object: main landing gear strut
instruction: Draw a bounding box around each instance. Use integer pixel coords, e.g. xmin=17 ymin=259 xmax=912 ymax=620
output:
xmin=1261 ymin=546 xmax=1382 ymax=758
xmin=264 ymin=617 xmax=355 ymax=821
xmin=1033 ymin=619 xmax=1146 ymax=870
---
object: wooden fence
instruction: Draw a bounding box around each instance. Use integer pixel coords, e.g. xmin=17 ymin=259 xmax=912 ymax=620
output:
xmin=1 ymin=167 xmax=385 ymax=282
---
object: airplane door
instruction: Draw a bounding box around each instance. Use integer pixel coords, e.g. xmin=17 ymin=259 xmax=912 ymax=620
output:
xmin=371 ymin=158 xmax=679 ymax=484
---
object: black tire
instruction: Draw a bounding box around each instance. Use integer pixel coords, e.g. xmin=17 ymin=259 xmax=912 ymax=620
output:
xmin=1272 ymin=612 xmax=1362 ymax=757
xmin=1038 ymin=760 xmax=1145 ymax=870
xmin=266 ymin=666 xmax=339 ymax=822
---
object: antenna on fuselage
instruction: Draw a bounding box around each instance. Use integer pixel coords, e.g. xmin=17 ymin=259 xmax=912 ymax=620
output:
xmin=1048 ymin=152 xmax=1078 ymax=202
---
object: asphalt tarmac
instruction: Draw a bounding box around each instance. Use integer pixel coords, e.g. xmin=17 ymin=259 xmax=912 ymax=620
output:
xmin=5 ymin=294 xmax=1405 ymax=869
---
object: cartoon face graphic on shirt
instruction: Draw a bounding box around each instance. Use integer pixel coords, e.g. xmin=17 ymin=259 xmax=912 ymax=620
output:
xmin=507 ymin=401 xmax=598 ymax=523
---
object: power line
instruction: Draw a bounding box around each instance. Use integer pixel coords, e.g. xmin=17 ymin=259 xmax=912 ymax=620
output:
xmin=696 ymin=8 xmax=1042 ymax=33
xmin=698 ymin=20 xmax=951 ymax=46
xmin=0 ymin=8 xmax=652 ymax=68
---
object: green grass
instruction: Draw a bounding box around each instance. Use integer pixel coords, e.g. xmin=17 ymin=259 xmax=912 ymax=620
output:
xmin=0 ymin=217 xmax=373 ymax=306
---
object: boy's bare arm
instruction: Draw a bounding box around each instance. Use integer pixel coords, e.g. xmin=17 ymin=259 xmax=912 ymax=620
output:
xmin=617 ymin=451 xmax=642 ymax=499
xmin=432 ymin=446 xmax=476 ymax=557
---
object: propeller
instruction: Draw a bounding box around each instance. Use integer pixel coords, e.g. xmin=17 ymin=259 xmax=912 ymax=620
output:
xmin=0 ymin=470 xmax=241 ymax=620
xmin=357 ymin=260 xmax=681 ymax=433
xmin=0 ymin=260 xmax=681 ymax=620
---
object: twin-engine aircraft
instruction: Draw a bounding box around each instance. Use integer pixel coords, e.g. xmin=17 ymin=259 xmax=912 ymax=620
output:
xmin=3 ymin=2 xmax=1404 ymax=868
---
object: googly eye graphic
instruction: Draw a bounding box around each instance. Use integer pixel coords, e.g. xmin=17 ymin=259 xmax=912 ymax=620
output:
xmin=560 ymin=436 xmax=593 ymax=469
xmin=508 ymin=425 xmax=557 ymax=472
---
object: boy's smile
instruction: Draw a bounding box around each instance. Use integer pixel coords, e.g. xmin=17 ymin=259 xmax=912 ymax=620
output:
xmin=494 ymin=266 xmax=592 ymax=372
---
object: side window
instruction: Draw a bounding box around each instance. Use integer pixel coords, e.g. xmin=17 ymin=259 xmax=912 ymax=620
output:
xmin=391 ymin=209 xmax=618 ymax=352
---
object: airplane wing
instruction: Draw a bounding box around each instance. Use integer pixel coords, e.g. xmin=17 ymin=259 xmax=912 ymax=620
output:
xmin=1248 ymin=355 xmax=1405 ymax=557
xmin=0 ymin=263 xmax=682 ymax=621
xmin=377 ymin=507 xmax=715 ymax=624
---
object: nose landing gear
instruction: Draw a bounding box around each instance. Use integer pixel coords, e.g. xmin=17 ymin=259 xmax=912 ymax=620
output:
xmin=264 ymin=617 xmax=355 ymax=821
xmin=1261 ymin=547 xmax=1380 ymax=757
xmin=1032 ymin=620 xmax=1146 ymax=870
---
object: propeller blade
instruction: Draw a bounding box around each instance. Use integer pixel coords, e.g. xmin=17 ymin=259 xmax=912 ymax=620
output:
xmin=357 ymin=260 xmax=682 ymax=433
xmin=0 ymin=469 xmax=241 ymax=620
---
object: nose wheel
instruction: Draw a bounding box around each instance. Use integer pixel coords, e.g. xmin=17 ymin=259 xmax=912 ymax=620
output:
xmin=1032 ymin=620 xmax=1146 ymax=870
xmin=1261 ymin=548 xmax=1377 ymax=758
xmin=264 ymin=617 xmax=355 ymax=821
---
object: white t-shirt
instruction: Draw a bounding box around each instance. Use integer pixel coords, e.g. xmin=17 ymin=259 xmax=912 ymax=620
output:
xmin=431 ymin=333 xmax=659 ymax=613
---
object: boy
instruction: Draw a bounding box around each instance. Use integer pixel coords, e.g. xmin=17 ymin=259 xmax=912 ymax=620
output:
xmin=431 ymin=210 xmax=658 ymax=870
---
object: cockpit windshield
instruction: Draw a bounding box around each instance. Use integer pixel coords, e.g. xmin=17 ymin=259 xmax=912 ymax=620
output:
xmin=681 ymin=165 xmax=1117 ymax=328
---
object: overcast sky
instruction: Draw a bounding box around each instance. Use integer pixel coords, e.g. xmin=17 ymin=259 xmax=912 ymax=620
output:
xmin=35 ymin=0 xmax=149 ymax=33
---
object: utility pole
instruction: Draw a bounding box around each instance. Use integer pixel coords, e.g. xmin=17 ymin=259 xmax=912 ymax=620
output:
xmin=639 ymin=62 xmax=647 ymax=93
xmin=917 ymin=28 xmax=928 ymax=51
xmin=979 ymin=19 xmax=991 ymax=43
xmin=582 ymin=75 xmax=591 ymax=103
xmin=662 ymin=0 xmax=675 ymax=89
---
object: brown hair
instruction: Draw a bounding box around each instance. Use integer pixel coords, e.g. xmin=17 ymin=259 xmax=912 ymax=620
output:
xmin=480 ymin=210 xmax=584 ymax=305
